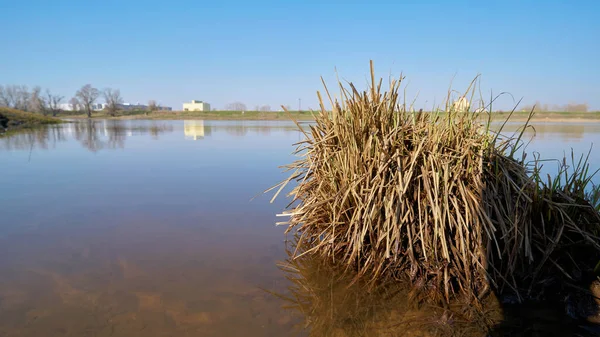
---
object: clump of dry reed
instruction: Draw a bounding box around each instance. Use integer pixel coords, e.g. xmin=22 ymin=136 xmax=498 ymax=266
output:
xmin=268 ymin=61 xmax=600 ymax=306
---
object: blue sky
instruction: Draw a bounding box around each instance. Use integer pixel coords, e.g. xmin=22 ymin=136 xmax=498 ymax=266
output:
xmin=0 ymin=0 xmax=598 ymax=111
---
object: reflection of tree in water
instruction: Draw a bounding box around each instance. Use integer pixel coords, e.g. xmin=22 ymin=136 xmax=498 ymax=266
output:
xmin=71 ymin=120 xmax=174 ymax=152
xmin=221 ymin=124 xmax=298 ymax=137
xmin=271 ymin=235 xmax=600 ymax=337
xmin=130 ymin=123 xmax=174 ymax=140
xmin=528 ymin=123 xmax=586 ymax=141
xmin=74 ymin=119 xmax=103 ymax=152
xmin=224 ymin=125 xmax=249 ymax=137
xmin=104 ymin=120 xmax=126 ymax=149
xmin=149 ymin=124 xmax=173 ymax=140
xmin=0 ymin=126 xmax=66 ymax=151
xmin=496 ymin=123 xmax=590 ymax=141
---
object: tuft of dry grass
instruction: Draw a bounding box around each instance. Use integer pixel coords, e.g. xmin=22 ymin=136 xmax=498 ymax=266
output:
xmin=267 ymin=61 xmax=600 ymax=307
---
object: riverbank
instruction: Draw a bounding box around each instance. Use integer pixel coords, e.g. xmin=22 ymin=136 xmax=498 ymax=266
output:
xmin=0 ymin=108 xmax=62 ymax=135
xmin=62 ymin=110 xmax=600 ymax=123
xmin=64 ymin=110 xmax=317 ymax=121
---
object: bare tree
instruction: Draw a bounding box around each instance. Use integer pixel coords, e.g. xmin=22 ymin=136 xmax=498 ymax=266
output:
xmin=45 ymin=90 xmax=64 ymax=117
xmin=103 ymin=88 xmax=123 ymax=116
xmin=0 ymin=85 xmax=14 ymax=108
xmin=0 ymin=85 xmax=7 ymax=107
xmin=260 ymin=105 xmax=271 ymax=112
xmin=0 ymin=85 xmax=31 ymax=111
xmin=225 ymin=101 xmax=247 ymax=111
xmin=14 ymin=85 xmax=30 ymax=111
xmin=76 ymin=84 xmax=100 ymax=118
xmin=565 ymin=102 xmax=589 ymax=113
xmin=69 ymin=97 xmax=81 ymax=112
xmin=29 ymin=86 xmax=45 ymax=114
xmin=148 ymin=100 xmax=158 ymax=112
xmin=0 ymin=85 xmax=16 ymax=108
xmin=522 ymin=101 xmax=589 ymax=113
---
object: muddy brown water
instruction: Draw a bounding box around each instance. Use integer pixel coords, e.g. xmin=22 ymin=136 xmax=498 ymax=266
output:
xmin=1 ymin=119 xmax=599 ymax=336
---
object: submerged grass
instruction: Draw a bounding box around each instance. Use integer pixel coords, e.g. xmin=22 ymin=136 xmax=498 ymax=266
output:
xmin=268 ymin=61 xmax=600 ymax=309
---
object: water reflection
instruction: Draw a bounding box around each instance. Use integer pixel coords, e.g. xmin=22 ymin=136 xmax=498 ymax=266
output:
xmin=184 ymin=120 xmax=211 ymax=140
xmin=273 ymin=236 xmax=600 ymax=337
xmin=0 ymin=120 xmax=174 ymax=152
xmin=73 ymin=119 xmax=103 ymax=152
xmin=273 ymin=237 xmax=493 ymax=337
xmin=182 ymin=120 xmax=300 ymax=140
xmin=491 ymin=121 xmax=600 ymax=142
xmin=0 ymin=126 xmax=66 ymax=151
xmin=0 ymin=119 xmax=599 ymax=336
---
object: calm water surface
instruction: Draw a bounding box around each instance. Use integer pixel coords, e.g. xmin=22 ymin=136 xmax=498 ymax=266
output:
xmin=1 ymin=119 xmax=599 ymax=337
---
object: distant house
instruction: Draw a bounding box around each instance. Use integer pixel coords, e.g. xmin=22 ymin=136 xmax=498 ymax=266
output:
xmin=183 ymin=100 xmax=211 ymax=112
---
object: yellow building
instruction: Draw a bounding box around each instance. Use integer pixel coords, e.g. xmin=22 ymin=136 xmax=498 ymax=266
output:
xmin=183 ymin=100 xmax=211 ymax=111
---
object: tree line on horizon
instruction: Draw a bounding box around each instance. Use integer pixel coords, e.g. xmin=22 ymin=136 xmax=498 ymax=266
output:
xmin=0 ymin=84 xmax=162 ymax=118
xmin=521 ymin=101 xmax=590 ymax=113
xmin=224 ymin=101 xmax=293 ymax=112
xmin=1 ymin=84 xmax=593 ymax=115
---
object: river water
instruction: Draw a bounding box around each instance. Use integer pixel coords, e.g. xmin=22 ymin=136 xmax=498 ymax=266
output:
xmin=1 ymin=119 xmax=599 ymax=336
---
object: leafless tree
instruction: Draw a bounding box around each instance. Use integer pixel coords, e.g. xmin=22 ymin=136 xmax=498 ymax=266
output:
xmin=76 ymin=84 xmax=100 ymax=118
xmin=565 ymin=102 xmax=589 ymax=113
xmin=260 ymin=105 xmax=271 ymax=112
xmin=45 ymin=90 xmax=64 ymax=117
xmin=0 ymin=85 xmax=17 ymax=108
xmin=29 ymin=86 xmax=45 ymax=114
xmin=69 ymin=97 xmax=81 ymax=112
xmin=148 ymin=100 xmax=158 ymax=112
xmin=0 ymin=85 xmax=31 ymax=111
xmin=103 ymin=88 xmax=123 ymax=116
xmin=522 ymin=101 xmax=589 ymax=113
xmin=0 ymin=85 xmax=7 ymax=107
xmin=225 ymin=101 xmax=247 ymax=111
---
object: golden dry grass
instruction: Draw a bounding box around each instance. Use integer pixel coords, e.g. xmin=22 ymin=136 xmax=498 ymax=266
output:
xmin=268 ymin=61 xmax=600 ymax=308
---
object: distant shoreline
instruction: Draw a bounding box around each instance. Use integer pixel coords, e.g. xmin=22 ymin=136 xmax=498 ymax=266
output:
xmin=62 ymin=110 xmax=600 ymax=123
xmin=64 ymin=111 xmax=316 ymax=121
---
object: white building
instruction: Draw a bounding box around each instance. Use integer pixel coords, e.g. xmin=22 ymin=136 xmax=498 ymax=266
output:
xmin=183 ymin=100 xmax=210 ymax=112
xmin=58 ymin=102 xmax=107 ymax=111
xmin=448 ymin=97 xmax=470 ymax=112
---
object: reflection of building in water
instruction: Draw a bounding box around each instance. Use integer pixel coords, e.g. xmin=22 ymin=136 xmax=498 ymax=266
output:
xmin=184 ymin=120 xmax=212 ymax=140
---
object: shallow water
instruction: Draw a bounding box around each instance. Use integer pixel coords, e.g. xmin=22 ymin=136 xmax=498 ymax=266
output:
xmin=1 ymin=119 xmax=599 ymax=336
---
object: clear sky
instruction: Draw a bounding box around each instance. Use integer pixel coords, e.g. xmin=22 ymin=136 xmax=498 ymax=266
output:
xmin=0 ymin=0 xmax=598 ymax=111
